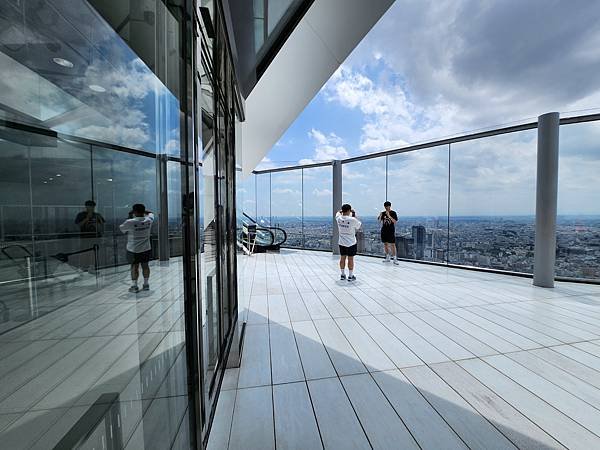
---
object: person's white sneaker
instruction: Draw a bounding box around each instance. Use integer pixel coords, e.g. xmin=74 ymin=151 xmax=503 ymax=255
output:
xmin=393 ymin=259 xmax=399 ymax=265
xmin=383 ymin=255 xmax=390 ymax=263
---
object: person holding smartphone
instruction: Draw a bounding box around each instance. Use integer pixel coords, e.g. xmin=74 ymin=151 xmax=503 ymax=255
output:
xmin=336 ymin=204 xmax=361 ymax=281
xmin=378 ymin=201 xmax=399 ymax=264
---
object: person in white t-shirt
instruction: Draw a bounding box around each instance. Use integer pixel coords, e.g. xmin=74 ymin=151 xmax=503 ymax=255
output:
xmin=119 ymin=203 xmax=155 ymax=293
xmin=335 ymin=203 xmax=362 ymax=282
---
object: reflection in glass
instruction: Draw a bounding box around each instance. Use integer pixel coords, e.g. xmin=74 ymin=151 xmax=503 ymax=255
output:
xmin=387 ymin=146 xmax=449 ymax=262
xmin=449 ymin=131 xmax=537 ymax=272
xmin=0 ymin=1 xmax=193 ymax=447
xmin=557 ymin=121 xmax=600 ymax=280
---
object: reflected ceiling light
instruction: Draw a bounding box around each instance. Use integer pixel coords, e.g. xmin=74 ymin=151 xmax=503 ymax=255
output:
xmin=52 ymin=57 xmax=73 ymax=68
xmin=89 ymin=84 xmax=106 ymax=93
xmin=107 ymin=178 xmax=113 ymax=182
xmin=49 ymin=177 xmax=54 ymax=181
xmin=56 ymin=174 xmax=61 ymax=177
xmin=43 ymin=181 xmax=48 ymax=184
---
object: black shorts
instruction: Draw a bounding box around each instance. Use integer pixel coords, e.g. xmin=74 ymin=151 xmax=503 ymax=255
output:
xmin=339 ymin=244 xmax=357 ymax=256
xmin=127 ymin=250 xmax=152 ymax=264
xmin=381 ymin=230 xmax=396 ymax=244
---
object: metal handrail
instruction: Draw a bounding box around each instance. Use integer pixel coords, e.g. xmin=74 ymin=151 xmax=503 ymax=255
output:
xmin=242 ymin=213 xmax=288 ymax=246
xmin=252 ymin=113 xmax=600 ymax=172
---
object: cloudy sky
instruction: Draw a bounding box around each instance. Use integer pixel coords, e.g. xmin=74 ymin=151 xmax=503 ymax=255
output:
xmin=254 ymin=0 xmax=600 ymax=216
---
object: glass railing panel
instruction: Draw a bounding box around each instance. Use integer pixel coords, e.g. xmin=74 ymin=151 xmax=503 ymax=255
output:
xmin=449 ymin=130 xmax=537 ymax=273
xmin=303 ymin=166 xmax=333 ymax=251
xmin=342 ymin=158 xmax=386 ymax=256
xmin=557 ymin=121 xmax=600 ymax=280
xmin=256 ymin=172 xmax=271 ymax=227
xmin=271 ymin=169 xmax=302 ymax=246
xmin=240 ymin=173 xmax=257 ymax=220
xmin=387 ymin=145 xmax=449 ymax=263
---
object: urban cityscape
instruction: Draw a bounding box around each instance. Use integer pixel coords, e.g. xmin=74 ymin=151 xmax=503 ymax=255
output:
xmin=269 ymin=215 xmax=600 ymax=280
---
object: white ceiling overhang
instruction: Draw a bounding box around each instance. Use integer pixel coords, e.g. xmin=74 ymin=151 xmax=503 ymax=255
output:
xmin=240 ymin=0 xmax=395 ymax=176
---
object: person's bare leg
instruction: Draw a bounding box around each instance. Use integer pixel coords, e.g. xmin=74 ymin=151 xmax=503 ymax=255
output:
xmin=141 ymin=262 xmax=150 ymax=289
xmin=130 ymin=263 xmax=140 ymax=292
xmin=339 ymin=255 xmax=347 ymax=279
xmin=391 ymin=242 xmax=399 ymax=264
xmin=348 ymin=256 xmax=355 ymax=280
xmin=384 ymin=243 xmax=390 ymax=261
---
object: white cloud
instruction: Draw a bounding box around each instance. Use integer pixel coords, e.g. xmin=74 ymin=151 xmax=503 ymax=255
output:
xmin=272 ymin=188 xmax=300 ymax=195
xmin=312 ymin=188 xmax=332 ymax=197
xmin=307 ymin=128 xmax=350 ymax=161
xmin=331 ymin=0 xmax=600 ymax=149
xmin=256 ymin=156 xmax=276 ymax=170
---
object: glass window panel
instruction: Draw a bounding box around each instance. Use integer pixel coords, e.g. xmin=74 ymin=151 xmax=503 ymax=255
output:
xmin=0 ymin=1 xmax=195 ymax=447
xmin=557 ymin=121 xmax=600 ymax=280
xmin=256 ymin=173 xmax=271 ymax=227
xmin=93 ymin=146 xmax=158 ymax=270
xmin=167 ymin=161 xmax=183 ymax=257
xmin=0 ymin=127 xmax=37 ymax=334
xmin=271 ymin=170 xmax=302 ymax=247
xmin=342 ymin=158 xmax=386 ymax=255
xmin=387 ymin=146 xmax=449 ymax=262
xmin=449 ymin=130 xmax=537 ymax=273
xmin=302 ymin=166 xmax=333 ymax=250
xmin=267 ymin=0 xmax=295 ymax=35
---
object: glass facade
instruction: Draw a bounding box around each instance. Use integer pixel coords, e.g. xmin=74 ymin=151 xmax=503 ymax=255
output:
xmin=0 ymin=0 xmax=241 ymax=448
xmin=253 ymin=0 xmax=306 ymax=55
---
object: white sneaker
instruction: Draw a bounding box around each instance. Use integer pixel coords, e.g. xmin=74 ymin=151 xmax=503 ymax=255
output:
xmin=393 ymin=259 xmax=399 ymax=265
xmin=383 ymin=255 xmax=390 ymax=263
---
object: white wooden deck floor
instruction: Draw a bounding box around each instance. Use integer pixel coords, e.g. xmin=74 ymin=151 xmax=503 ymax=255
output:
xmin=211 ymin=249 xmax=600 ymax=450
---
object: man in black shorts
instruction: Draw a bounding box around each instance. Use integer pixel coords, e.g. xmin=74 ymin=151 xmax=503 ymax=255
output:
xmin=119 ymin=204 xmax=155 ymax=293
xmin=378 ymin=201 xmax=399 ymax=265
xmin=335 ymin=204 xmax=362 ymax=281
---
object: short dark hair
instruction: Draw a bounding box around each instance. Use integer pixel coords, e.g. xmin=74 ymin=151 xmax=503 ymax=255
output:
xmin=132 ymin=203 xmax=146 ymax=214
xmin=341 ymin=204 xmax=352 ymax=213
xmin=85 ymin=200 xmax=96 ymax=207
xmin=384 ymin=201 xmax=391 ymax=207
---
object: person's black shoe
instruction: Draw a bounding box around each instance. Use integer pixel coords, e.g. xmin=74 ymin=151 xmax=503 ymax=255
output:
xmin=340 ymin=274 xmax=346 ymax=280
xmin=348 ymin=275 xmax=356 ymax=282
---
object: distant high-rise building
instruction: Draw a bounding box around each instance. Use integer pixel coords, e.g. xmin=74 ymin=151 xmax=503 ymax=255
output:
xmin=412 ymin=225 xmax=425 ymax=260
xmin=396 ymin=236 xmax=411 ymax=258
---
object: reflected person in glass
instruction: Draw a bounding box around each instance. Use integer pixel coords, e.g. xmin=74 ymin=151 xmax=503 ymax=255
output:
xmin=119 ymin=204 xmax=155 ymax=293
xmin=378 ymin=201 xmax=399 ymax=265
xmin=74 ymin=200 xmax=105 ymax=273
xmin=336 ymin=204 xmax=361 ymax=282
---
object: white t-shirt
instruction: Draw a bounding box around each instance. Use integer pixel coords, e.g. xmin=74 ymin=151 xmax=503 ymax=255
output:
xmin=336 ymin=212 xmax=362 ymax=247
xmin=119 ymin=213 xmax=155 ymax=253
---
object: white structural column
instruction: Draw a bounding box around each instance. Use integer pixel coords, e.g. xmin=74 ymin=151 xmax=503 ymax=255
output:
xmin=533 ymin=112 xmax=560 ymax=288
xmin=332 ymin=160 xmax=342 ymax=255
